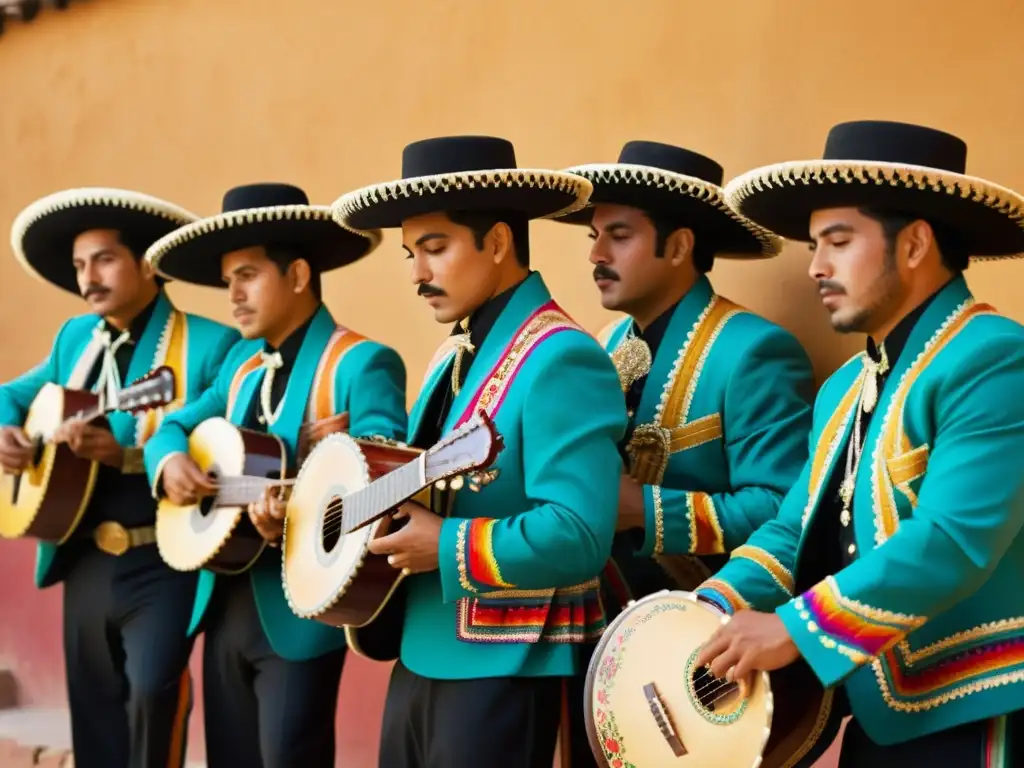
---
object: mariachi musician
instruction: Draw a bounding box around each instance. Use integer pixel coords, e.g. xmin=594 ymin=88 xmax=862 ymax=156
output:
xmin=551 ymin=140 xmax=817 ymax=766
xmin=142 ymin=183 xmax=408 ymax=768
xmin=695 ymin=120 xmax=1024 ymax=766
xmin=0 ymin=188 xmax=239 ymax=768
xmin=332 ymin=135 xmax=628 ymax=768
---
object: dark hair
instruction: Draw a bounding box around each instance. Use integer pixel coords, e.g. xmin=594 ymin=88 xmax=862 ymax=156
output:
xmin=116 ymin=231 xmax=167 ymax=287
xmin=445 ymin=210 xmax=530 ymax=267
xmin=858 ymin=206 xmax=969 ymax=273
xmin=641 ymin=212 xmax=715 ymax=273
xmin=264 ymin=244 xmax=323 ymax=300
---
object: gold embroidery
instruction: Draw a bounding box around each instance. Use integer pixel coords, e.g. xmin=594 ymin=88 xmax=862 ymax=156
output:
xmin=801 ymin=372 xmax=864 ymax=529
xmin=886 ymin=444 xmax=930 ymax=506
xmin=896 ymin=616 xmax=1024 ymax=666
xmin=871 ymin=660 xmax=1024 ymax=713
xmin=626 ymin=296 xmax=737 ymax=485
xmin=472 ymin=309 xmax=577 ymax=414
xmin=652 ymin=485 xmax=665 ymax=555
xmin=687 ymin=492 xmax=725 ymax=555
xmin=610 ymin=334 xmax=652 ymax=392
xmin=454 ymin=520 xmax=477 ymax=594
xmin=731 ymin=544 xmax=795 ymax=595
xmin=870 ymin=300 xmax=994 ymax=544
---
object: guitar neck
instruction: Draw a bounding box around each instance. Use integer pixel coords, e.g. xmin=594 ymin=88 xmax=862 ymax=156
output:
xmin=341 ymin=454 xmax=427 ymax=533
xmin=215 ymin=476 xmax=293 ymax=506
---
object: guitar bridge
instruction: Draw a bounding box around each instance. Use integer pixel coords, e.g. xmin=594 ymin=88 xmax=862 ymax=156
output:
xmin=643 ymin=681 xmax=687 ymax=757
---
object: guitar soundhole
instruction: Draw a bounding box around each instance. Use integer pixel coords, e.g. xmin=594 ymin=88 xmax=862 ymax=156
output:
xmin=321 ymin=495 xmax=343 ymax=553
xmin=199 ymin=470 xmax=220 ymax=517
xmin=686 ymin=649 xmax=748 ymax=724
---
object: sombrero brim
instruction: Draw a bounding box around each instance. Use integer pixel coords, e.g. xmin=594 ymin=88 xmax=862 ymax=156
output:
xmin=11 ymin=188 xmax=198 ymax=295
xmin=146 ymin=206 xmax=382 ymax=287
xmin=332 ymin=169 xmax=592 ymax=231
xmin=553 ymin=164 xmax=781 ymax=259
xmin=724 ymin=160 xmax=1024 ymax=259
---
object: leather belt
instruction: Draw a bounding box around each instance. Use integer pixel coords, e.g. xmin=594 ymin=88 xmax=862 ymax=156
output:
xmin=92 ymin=521 xmax=156 ymax=556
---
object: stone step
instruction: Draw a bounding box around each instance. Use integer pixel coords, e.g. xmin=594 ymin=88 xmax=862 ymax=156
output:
xmin=0 ymin=707 xmax=204 ymax=767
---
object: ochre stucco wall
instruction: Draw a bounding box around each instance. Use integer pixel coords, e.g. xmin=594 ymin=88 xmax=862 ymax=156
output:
xmin=1 ymin=1 xmax=1022 ymax=765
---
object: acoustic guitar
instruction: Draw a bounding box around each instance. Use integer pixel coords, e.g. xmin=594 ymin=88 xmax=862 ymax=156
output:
xmin=0 ymin=366 xmax=177 ymax=543
xmin=281 ymin=409 xmax=503 ymax=642
xmin=584 ymin=590 xmax=832 ymax=768
xmin=153 ymin=411 xmax=359 ymax=575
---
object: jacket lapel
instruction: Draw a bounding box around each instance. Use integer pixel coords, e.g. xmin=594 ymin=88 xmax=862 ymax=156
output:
xmin=107 ymin=292 xmax=174 ymax=445
xmin=633 ymin=275 xmax=715 ymax=427
xmin=442 ymin=272 xmax=550 ymax=435
xmin=409 ymin=352 xmax=456 ymax=445
xmin=268 ymin=305 xmax=337 ymax=461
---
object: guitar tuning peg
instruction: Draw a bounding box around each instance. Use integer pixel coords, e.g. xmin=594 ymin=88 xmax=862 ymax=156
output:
xmin=449 ymin=475 xmax=464 ymax=491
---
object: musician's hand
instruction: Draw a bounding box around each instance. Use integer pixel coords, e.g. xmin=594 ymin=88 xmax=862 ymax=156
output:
xmin=161 ymin=453 xmax=217 ymax=506
xmin=617 ymin=474 xmax=646 ymax=532
xmin=694 ymin=610 xmax=800 ymax=685
xmin=0 ymin=427 xmax=34 ymax=473
xmin=54 ymin=420 xmax=123 ymax=468
xmin=248 ymin=486 xmax=287 ymax=545
xmin=367 ymin=501 xmax=440 ymax=574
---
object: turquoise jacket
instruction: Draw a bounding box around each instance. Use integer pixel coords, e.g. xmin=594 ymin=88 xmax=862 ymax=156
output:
xmin=697 ymin=275 xmax=1024 ymax=745
xmin=143 ymin=304 xmax=408 ymax=662
xmin=397 ymin=271 xmax=627 ymax=680
xmin=598 ymin=275 xmax=814 ymax=568
xmin=0 ymin=291 xmax=239 ymax=588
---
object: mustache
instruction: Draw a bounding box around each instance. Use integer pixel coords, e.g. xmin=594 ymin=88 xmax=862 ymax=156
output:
xmin=417 ymin=283 xmax=446 ymax=298
xmin=817 ymin=279 xmax=845 ymax=294
xmin=593 ymin=265 xmax=620 ymax=282
xmin=82 ymin=284 xmax=109 ymax=299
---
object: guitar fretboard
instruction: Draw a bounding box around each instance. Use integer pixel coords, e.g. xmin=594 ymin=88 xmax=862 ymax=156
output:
xmin=340 ymin=454 xmax=427 ymax=533
xmin=215 ymin=476 xmax=290 ymax=506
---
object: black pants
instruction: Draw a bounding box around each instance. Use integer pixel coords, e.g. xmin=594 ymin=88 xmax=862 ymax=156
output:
xmin=62 ymin=543 xmax=197 ymax=768
xmin=202 ymin=575 xmax=346 ymax=768
xmin=379 ymin=660 xmax=563 ymax=768
xmin=840 ymin=708 xmax=1022 ymax=767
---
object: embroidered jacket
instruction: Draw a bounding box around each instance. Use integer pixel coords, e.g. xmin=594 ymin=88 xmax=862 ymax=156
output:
xmin=597 ymin=275 xmax=814 ymax=566
xmin=696 ymin=275 xmax=1024 ymax=745
xmin=143 ymin=304 xmax=407 ymax=662
xmin=395 ymin=271 xmax=627 ymax=680
xmin=0 ymin=291 xmax=240 ymax=588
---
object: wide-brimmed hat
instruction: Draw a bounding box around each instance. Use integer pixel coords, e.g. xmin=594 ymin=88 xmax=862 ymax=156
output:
xmin=332 ymin=135 xmax=592 ymax=231
xmin=11 ymin=187 xmax=198 ymax=295
xmin=555 ymin=141 xmax=781 ymax=258
xmin=147 ymin=183 xmax=381 ymax=287
xmin=724 ymin=120 xmax=1024 ymax=259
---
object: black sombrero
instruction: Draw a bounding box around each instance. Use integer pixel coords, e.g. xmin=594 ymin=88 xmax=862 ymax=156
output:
xmin=332 ymin=135 xmax=592 ymax=231
xmin=555 ymin=141 xmax=781 ymax=259
xmin=146 ymin=183 xmax=382 ymax=287
xmin=11 ymin=187 xmax=198 ymax=295
xmin=723 ymin=120 xmax=1024 ymax=259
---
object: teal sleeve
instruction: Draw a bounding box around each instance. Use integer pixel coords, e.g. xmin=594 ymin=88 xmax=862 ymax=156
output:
xmin=143 ymin=341 xmax=239 ymax=494
xmin=777 ymin=333 xmax=1024 ymax=688
xmin=343 ymin=342 xmax=408 ymax=442
xmin=0 ymin=321 xmax=68 ymax=427
xmin=438 ymin=336 xmax=627 ymax=600
xmin=638 ymin=325 xmax=814 ymax=557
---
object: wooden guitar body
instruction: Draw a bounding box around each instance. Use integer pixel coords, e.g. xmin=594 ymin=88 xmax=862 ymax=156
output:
xmin=584 ymin=590 xmax=831 ymax=768
xmin=0 ymin=367 xmax=176 ymax=544
xmin=155 ymin=417 xmax=285 ymax=574
xmin=283 ymin=433 xmax=423 ymax=628
xmin=0 ymin=384 xmax=102 ymax=542
xmin=283 ymin=411 xmax=503 ymax=652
